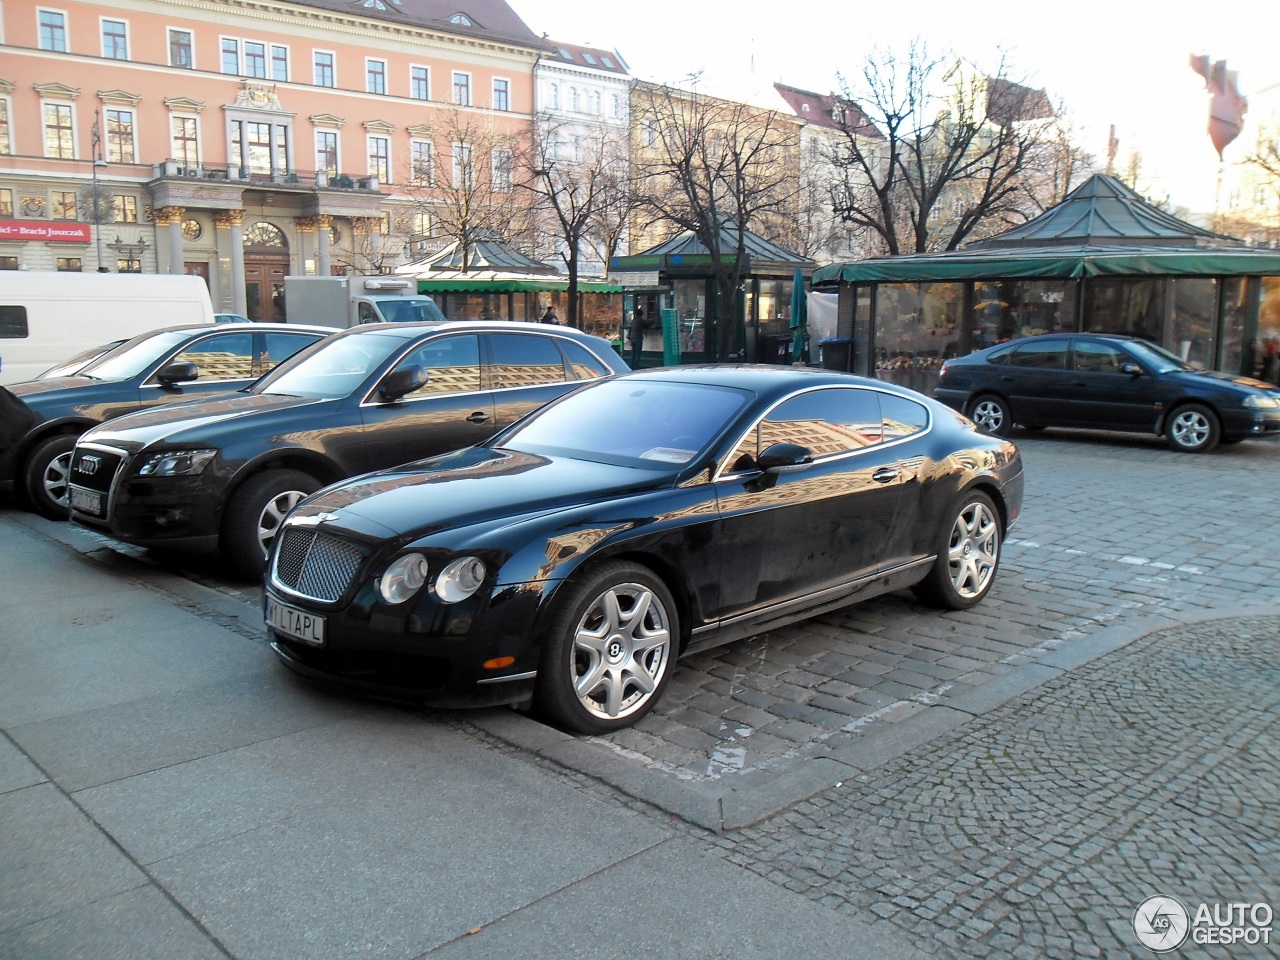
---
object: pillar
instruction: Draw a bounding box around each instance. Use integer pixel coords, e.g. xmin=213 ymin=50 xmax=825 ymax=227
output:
xmin=217 ymin=209 xmax=247 ymax=316
xmin=316 ymin=215 xmax=333 ymax=277
xmin=155 ymin=206 xmax=185 ymax=275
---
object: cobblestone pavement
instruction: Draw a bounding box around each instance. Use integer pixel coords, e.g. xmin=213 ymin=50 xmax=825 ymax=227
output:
xmin=695 ymin=615 xmax=1280 ymax=959
xmin=590 ymin=430 xmax=1280 ymax=782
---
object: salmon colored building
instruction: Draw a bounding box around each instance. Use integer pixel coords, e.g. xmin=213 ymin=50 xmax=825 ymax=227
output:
xmin=0 ymin=0 xmax=542 ymax=318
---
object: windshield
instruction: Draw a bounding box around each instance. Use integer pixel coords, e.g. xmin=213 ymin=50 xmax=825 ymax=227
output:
xmin=254 ymin=330 xmax=409 ymax=399
xmin=38 ymin=341 xmax=125 ymax=378
xmin=1124 ymin=340 xmax=1193 ymax=374
xmin=503 ymin=379 xmax=753 ymax=468
xmin=77 ymin=330 xmax=196 ymax=380
xmin=376 ymin=298 xmax=446 ymax=323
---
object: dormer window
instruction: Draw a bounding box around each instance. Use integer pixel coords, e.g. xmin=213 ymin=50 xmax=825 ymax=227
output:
xmin=361 ymin=0 xmax=403 ymax=8
xmin=450 ymin=13 xmax=474 ymax=25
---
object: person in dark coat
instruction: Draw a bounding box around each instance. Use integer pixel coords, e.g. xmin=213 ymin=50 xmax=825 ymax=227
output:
xmin=627 ymin=306 xmax=648 ymax=366
xmin=539 ymin=306 xmax=558 ymax=324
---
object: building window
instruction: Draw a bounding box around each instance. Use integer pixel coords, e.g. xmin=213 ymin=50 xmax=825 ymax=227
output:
xmin=378 ymin=212 xmax=392 ymax=236
xmin=221 ymin=38 xmax=239 ymax=74
xmin=569 ymin=87 xmax=580 ymax=112
xmin=314 ymin=51 xmax=335 ymax=87
xmin=0 ymin=99 xmax=10 ymax=155
xmin=105 ymin=108 xmax=134 ymax=163
xmin=316 ymin=130 xmax=338 ymax=178
xmin=169 ymin=29 xmax=193 ymax=68
xmin=118 ymin=257 xmax=142 ymax=273
xmin=452 ymin=142 xmax=471 ymax=188
xmin=43 ymin=103 xmax=75 ymax=159
xmin=368 ymin=136 xmax=390 ymax=183
xmin=0 ymin=189 xmax=12 ymax=216
xmin=492 ymin=79 xmax=510 ymax=111
xmin=549 ymin=84 xmax=559 ymax=109
xmin=492 ymin=148 xmax=512 ymax=191
xmin=591 ymin=91 xmax=601 ymax=114
xmin=56 ymin=257 xmax=82 ymax=271
xmin=411 ymin=212 xmax=431 ymax=236
xmin=411 ymin=66 xmax=429 ymax=100
xmin=101 ymin=19 xmax=128 ymax=59
xmin=367 ymin=59 xmax=386 ymax=95
xmin=0 ymin=256 xmax=18 ymax=270
xmin=452 ymin=71 xmax=471 ymax=106
xmin=114 ymin=195 xmax=138 ymax=222
xmin=271 ymin=45 xmax=288 ymax=82
xmin=38 ymin=9 xmax=67 ymax=51
xmin=52 ymin=191 xmax=77 ymax=219
xmin=172 ymin=116 xmax=199 ymax=167
xmin=411 ymin=140 xmax=433 ymax=184
xmin=611 ymin=94 xmax=622 ymax=119
xmin=244 ymin=41 xmax=267 ymax=79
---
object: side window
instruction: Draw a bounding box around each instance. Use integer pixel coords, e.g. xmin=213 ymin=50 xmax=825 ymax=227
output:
xmin=166 ymin=332 xmax=255 ymax=381
xmin=558 ymin=339 xmax=610 ymax=380
xmin=357 ymin=301 xmax=377 ymax=324
xmin=728 ymin=388 xmax=883 ymax=469
xmin=263 ymin=332 xmax=322 ymax=368
xmin=0 ymin=305 xmax=28 ymax=338
xmin=986 ymin=345 xmax=1013 ymax=365
xmin=487 ymin=333 xmax=568 ymax=388
xmin=880 ymin=393 xmax=930 ymax=441
xmin=390 ymin=333 xmax=480 ymax=398
xmin=1072 ymin=339 xmax=1126 ymax=373
xmin=1009 ymin=340 xmax=1068 ymax=369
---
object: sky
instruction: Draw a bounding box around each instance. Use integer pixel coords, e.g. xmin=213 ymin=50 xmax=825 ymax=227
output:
xmin=508 ymin=0 xmax=1279 ymax=215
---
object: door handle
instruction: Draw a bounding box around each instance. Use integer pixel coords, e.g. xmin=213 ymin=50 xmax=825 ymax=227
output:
xmin=465 ymin=411 xmax=490 ymax=423
xmin=872 ymin=468 xmax=899 ymax=484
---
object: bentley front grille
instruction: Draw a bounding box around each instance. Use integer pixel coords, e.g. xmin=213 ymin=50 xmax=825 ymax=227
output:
xmin=272 ymin=527 xmax=367 ymax=602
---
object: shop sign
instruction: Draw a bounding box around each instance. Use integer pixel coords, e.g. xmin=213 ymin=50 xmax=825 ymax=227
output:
xmin=0 ymin=220 xmax=92 ymax=243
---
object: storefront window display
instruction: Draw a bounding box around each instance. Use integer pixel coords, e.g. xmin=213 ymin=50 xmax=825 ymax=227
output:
xmin=1166 ymin=277 xmax=1217 ymax=369
xmin=970 ymin=280 xmax=1076 ymax=349
xmin=673 ymin=279 xmax=707 ymax=358
xmin=1082 ymin=278 xmax=1164 ymax=342
xmin=1257 ymin=276 xmax=1280 ymax=385
xmin=874 ymin=282 xmax=963 ymax=395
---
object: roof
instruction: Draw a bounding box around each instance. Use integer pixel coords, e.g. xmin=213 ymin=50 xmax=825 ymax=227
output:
xmin=287 ymin=0 xmax=541 ymax=47
xmin=409 ymin=270 xmax=623 ymax=293
xmin=405 ymin=239 xmax=560 ymax=274
xmin=773 ymin=83 xmax=883 ymax=140
xmin=543 ymin=41 xmax=629 ymax=75
xmin=612 ymin=224 xmax=815 ymax=274
xmin=971 ymin=174 xmax=1242 ymax=249
xmin=812 ymin=243 xmax=1280 ymax=286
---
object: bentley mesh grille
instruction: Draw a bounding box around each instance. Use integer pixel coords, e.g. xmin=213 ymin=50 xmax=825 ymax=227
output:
xmin=274 ymin=527 xmax=366 ymax=602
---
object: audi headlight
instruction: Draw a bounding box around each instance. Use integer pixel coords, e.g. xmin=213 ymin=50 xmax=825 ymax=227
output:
xmin=435 ymin=556 xmax=486 ymax=604
xmin=379 ymin=553 xmax=429 ymax=605
xmin=1243 ymin=395 xmax=1280 ymax=410
xmin=136 ymin=448 xmax=218 ymax=477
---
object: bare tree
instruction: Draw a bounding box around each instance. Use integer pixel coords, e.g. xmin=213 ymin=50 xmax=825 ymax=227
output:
xmin=828 ymin=41 xmax=1058 ymax=254
xmin=402 ymin=110 xmax=532 ymax=271
xmin=632 ymin=81 xmax=800 ymax=360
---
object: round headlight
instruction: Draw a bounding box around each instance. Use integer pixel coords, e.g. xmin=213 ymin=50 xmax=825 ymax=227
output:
xmin=435 ymin=556 xmax=486 ymax=604
xmin=379 ymin=553 xmax=429 ymax=605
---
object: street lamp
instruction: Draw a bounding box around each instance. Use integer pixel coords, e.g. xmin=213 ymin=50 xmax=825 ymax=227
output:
xmin=107 ymin=234 xmax=150 ymax=272
xmin=92 ymin=158 xmax=108 ymax=272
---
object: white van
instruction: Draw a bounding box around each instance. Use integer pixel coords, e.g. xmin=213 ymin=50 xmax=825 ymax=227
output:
xmin=0 ymin=272 xmax=215 ymax=385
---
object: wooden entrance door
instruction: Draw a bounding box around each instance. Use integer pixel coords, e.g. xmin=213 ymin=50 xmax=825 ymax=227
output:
xmin=244 ymin=256 xmax=287 ymax=322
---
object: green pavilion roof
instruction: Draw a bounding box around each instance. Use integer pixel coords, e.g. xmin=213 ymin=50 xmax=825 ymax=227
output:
xmin=612 ymin=224 xmax=814 ymax=274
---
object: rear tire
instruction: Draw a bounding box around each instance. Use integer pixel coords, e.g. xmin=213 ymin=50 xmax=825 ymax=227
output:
xmin=23 ymin=434 xmax=78 ymax=520
xmin=221 ymin=469 xmax=320 ymax=578
xmin=1165 ymin=403 xmax=1220 ymax=453
xmin=912 ymin=489 xmax=1003 ymax=610
xmin=967 ymin=394 xmax=1010 ymax=435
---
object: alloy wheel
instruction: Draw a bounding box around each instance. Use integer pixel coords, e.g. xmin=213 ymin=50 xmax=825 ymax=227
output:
xmin=571 ymin=581 xmax=673 ymax=721
xmin=947 ymin=500 xmax=1000 ymax=599
xmin=256 ymin=490 xmax=308 ymax=558
xmin=41 ymin=452 xmax=73 ymax=510
xmin=970 ymin=398 xmax=1005 ymax=433
xmin=1169 ymin=409 xmax=1211 ymax=450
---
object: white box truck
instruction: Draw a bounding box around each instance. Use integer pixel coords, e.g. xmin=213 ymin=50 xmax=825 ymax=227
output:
xmin=283 ymin=276 xmax=445 ymax=327
xmin=0 ymin=272 xmax=216 ymax=385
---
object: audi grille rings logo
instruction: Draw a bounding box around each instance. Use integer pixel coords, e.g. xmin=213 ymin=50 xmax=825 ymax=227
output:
xmin=1134 ymin=895 xmax=1190 ymax=952
xmin=77 ymin=455 xmax=101 ymax=476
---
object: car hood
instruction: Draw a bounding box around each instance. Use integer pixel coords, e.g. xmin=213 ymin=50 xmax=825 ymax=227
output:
xmin=289 ymin=446 xmax=671 ymax=541
xmin=5 ymin=375 xmax=105 ymax=405
xmin=80 ymin=391 xmax=328 ymax=447
xmin=1179 ymin=369 xmax=1280 ymax=393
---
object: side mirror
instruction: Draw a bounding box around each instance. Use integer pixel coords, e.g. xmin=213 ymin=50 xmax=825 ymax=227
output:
xmin=756 ymin=442 xmax=813 ymax=473
xmin=1119 ymin=362 xmax=1143 ymax=377
xmin=156 ymin=361 xmax=198 ymax=386
xmin=377 ymin=364 xmax=427 ymax=402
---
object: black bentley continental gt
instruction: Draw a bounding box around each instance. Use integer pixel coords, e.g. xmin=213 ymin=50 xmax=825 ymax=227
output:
xmin=264 ymin=366 xmax=1024 ymax=734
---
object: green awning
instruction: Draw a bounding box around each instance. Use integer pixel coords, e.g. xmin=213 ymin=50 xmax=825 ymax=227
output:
xmin=812 ymin=245 xmax=1280 ymax=287
xmin=415 ymin=277 xmax=622 ymax=293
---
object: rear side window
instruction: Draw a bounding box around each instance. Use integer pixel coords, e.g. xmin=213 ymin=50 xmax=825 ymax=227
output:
xmin=0 ymin=305 xmax=27 ymax=338
xmin=166 ymin=332 xmax=256 ymax=381
xmin=986 ymin=345 xmax=1013 ymax=365
xmin=730 ymin=387 xmax=884 ymax=466
xmin=1009 ymin=340 xmax=1068 ymax=369
xmin=263 ymin=332 xmax=323 ymax=367
xmin=558 ymin=339 xmax=611 ymax=380
xmin=487 ymin=333 xmax=568 ymax=387
xmin=1071 ymin=339 xmax=1127 ymax=373
xmin=880 ymin=393 xmax=929 ymax=441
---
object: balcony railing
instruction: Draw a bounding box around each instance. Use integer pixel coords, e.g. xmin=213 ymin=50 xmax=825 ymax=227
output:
xmin=153 ymin=160 xmax=380 ymax=191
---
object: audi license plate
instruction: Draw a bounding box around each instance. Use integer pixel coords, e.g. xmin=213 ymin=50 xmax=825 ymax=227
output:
xmin=69 ymin=487 xmax=103 ymax=517
xmin=266 ymin=596 xmax=325 ymax=646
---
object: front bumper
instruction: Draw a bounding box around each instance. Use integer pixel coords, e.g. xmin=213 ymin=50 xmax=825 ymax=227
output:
xmin=1219 ymin=407 xmax=1280 ymax=441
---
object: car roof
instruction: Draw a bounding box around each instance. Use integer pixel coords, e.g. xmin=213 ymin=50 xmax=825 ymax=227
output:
xmin=327 ymin=319 xmax=609 ymax=339
xmin=619 ymin=364 xmax=918 ymax=399
xmin=994 ymin=332 xmax=1144 ymax=346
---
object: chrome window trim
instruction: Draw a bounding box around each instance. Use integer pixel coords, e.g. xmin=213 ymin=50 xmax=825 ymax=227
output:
xmin=712 ymin=384 xmax=934 ymax=483
xmin=140 ymin=328 xmax=263 ymax=386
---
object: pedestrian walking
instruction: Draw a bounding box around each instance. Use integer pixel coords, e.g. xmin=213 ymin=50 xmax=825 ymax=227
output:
xmin=539 ymin=306 xmax=559 ymax=324
xmin=628 ymin=305 xmax=648 ymax=367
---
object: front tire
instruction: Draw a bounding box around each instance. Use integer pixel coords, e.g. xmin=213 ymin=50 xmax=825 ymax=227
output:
xmin=1165 ymin=403 xmax=1220 ymax=453
xmin=221 ymin=469 xmax=320 ymax=578
xmin=24 ymin=434 xmax=78 ymax=520
xmin=534 ymin=561 xmax=678 ymax=734
xmin=912 ymin=490 xmax=1002 ymax=610
xmin=967 ymin=394 xmax=1010 ymax=435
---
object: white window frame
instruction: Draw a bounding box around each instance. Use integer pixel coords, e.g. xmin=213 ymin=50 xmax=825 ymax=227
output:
xmin=103 ymin=105 xmax=137 ymax=163
xmin=548 ymin=83 xmax=559 ymax=109
xmin=41 ymin=98 xmax=77 ymax=160
xmin=409 ymin=64 xmax=430 ymax=101
xmin=167 ymin=26 xmax=195 ymax=69
xmin=491 ymin=147 xmax=512 ymax=191
xmin=242 ymin=39 xmax=268 ymax=79
xmin=219 ymin=35 xmax=240 ymax=75
xmin=99 ymin=15 xmax=129 ymax=60
xmin=169 ymin=112 xmax=201 ymax=168
xmin=451 ymin=141 xmax=471 ymax=188
xmin=37 ymin=7 xmax=68 ymax=52
xmin=270 ymin=43 xmax=289 ymax=82
xmin=367 ymin=134 xmax=390 ymax=183
xmin=491 ymin=76 xmax=510 ymax=112
xmin=313 ymin=49 xmax=336 ymax=88
xmin=366 ymin=58 xmax=387 ymax=95
xmin=591 ymin=90 xmax=601 ymax=114
xmin=409 ymin=138 xmax=433 ymax=185
xmin=451 ymin=70 xmax=471 ymax=106
xmin=315 ymin=129 xmax=339 ymax=178
xmin=0 ymin=93 xmax=15 ymax=155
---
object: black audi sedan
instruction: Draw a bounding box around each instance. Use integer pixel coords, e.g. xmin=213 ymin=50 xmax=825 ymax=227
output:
xmin=934 ymin=332 xmax=1280 ymax=453
xmin=68 ymin=321 xmax=628 ymax=574
xmin=0 ymin=323 xmax=331 ymax=518
xmin=262 ymin=366 xmax=1024 ymax=734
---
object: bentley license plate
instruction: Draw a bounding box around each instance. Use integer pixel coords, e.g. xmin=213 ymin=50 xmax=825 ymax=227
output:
xmin=266 ymin=596 xmax=325 ymax=645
